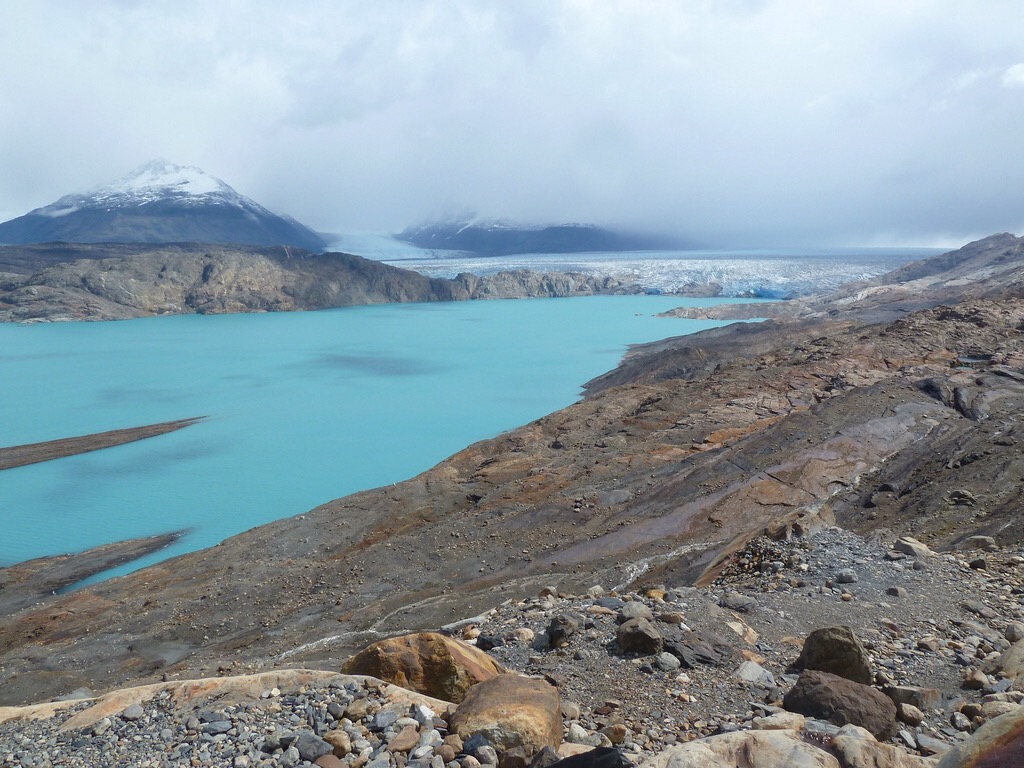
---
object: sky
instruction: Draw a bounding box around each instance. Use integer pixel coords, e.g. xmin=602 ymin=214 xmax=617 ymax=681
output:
xmin=1 ymin=1 xmax=1023 ymax=247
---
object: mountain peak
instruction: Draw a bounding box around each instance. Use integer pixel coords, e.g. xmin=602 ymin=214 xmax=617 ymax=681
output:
xmin=0 ymin=162 xmax=326 ymax=249
xmin=43 ymin=161 xmax=247 ymax=213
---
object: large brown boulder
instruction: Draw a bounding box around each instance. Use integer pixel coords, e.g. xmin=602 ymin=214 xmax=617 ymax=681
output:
xmin=936 ymin=706 xmax=1024 ymax=767
xmin=639 ymin=729 xmax=840 ymax=768
xmin=616 ymin=617 xmax=663 ymax=655
xmin=449 ymin=674 xmax=561 ymax=754
xmin=783 ymin=670 xmax=897 ymax=740
xmin=795 ymin=626 xmax=873 ymax=685
xmin=342 ymin=632 xmax=503 ymax=703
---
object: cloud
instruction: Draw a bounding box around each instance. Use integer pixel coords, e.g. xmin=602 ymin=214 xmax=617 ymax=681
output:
xmin=1 ymin=1 xmax=1023 ymax=246
xmin=1002 ymin=63 xmax=1024 ymax=88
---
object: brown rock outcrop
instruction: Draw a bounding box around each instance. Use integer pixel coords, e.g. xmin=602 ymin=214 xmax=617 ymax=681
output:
xmin=935 ymin=706 xmax=1024 ymax=767
xmin=342 ymin=632 xmax=503 ymax=703
xmin=449 ymin=674 xmax=561 ymax=754
xmin=639 ymin=729 xmax=840 ymax=768
xmin=783 ymin=670 xmax=897 ymax=740
xmin=832 ymin=725 xmax=937 ymax=768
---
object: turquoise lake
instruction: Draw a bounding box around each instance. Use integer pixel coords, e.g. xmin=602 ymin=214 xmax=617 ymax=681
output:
xmin=0 ymin=295 xmax=762 ymax=579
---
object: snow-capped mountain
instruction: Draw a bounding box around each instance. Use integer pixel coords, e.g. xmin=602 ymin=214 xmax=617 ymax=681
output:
xmin=395 ymin=217 xmax=690 ymax=256
xmin=0 ymin=161 xmax=326 ymax=250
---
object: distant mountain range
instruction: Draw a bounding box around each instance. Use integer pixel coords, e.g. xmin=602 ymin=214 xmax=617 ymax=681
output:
xmin=0 ymin=161 xmax=327 ymax=250
xmin=395 ymin=219 xmax=690 ymax=256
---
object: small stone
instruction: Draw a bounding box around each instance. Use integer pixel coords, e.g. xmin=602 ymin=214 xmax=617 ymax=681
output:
xmin=656 ymin=611 xmax=687 ymax=625
xmin=121 ymin=704 xmax=145 ymax=721
xmin=293 ymin=732 xmax=335 ymax=763
xmin=894 ymin=537 xmax=932 ymax=558
xmin=964 ymin=669 xmax=989 ymax=689
xmin=970 ymin=557 xmax=988 ymax=570
xmin=566 ymin=723 xmax=590 ymax=744
xmin=547 ymin=615 xmax=579 ymax=648
xmin=835 ymin=569 xmax=858 ymax=584
xmin=509 ymin=628 xmax=535 ymax=644
xmin=1007 ymin=623 xmax=1024 ymax=643
xmin=950 ymin=711 xmax=972 ymax=731
xmin=655 ymin=652 xmax=681 ymax=671
xmin=897 ymin=730 xmax=916 ymax=749
xmin=913 ymin=560 xmax=927 ymax=571
xmin=371 ymin=710 xmax=400 ymax=732
xmin=734 ymin=660 xmax=775 ymax=688
xmin=325 ymin=729 xmax=352 ymax=757
xmin=897 ymin=703 xmax=925 ymax=726
xmin=474 ymin=744 xmax=498 ymax=766
xmin=618 ymin=602 xmax=654 ymax=623
xmin=963 ymin=601 xmax=996 ymax=619
xmin=886 ymin=586 xmax=908 ymax=598
xmin=915 ymin=733 xmax=951 ymax=756
xmin=280 ymin=746 xmax=302 ymax=768
xmin=599 ymin=724 xmax=627 ymax=744
xmin=389 ymin=725 xmax=421 ymax=753
xmin=958 ymin=535 xmax=996 ymax=550
xmin=720 ymin=591 xmax=756 ymax=612
xmin=202 ymin=720 xmax=232 ymax=735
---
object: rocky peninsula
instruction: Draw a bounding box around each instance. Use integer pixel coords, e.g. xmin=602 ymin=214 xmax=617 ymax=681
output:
xmin=4 ymin=233 xmax=1024 ymax=766
xmin=0 ymin=243 xmax=640 ymax=323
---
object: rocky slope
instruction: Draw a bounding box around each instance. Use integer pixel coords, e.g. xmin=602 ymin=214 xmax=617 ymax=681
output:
xmin=0 ymin=243 xmax=641 ymax=322
xmin=2 ymin=233 xmax=1024 ymax=722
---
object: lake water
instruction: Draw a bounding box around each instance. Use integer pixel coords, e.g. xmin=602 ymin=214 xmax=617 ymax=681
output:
xmin=0 ymin=295 xmax=764 ymax=578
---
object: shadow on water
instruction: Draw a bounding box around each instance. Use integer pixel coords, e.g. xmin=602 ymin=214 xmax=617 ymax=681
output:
xmin=305 ymin=352 xmax=444 ymax=377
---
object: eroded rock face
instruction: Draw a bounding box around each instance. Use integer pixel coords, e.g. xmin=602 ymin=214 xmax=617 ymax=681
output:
xmin=638 ymin=729 xmax=840 ymax=768
xmin=783 ymin=670 xmax=898 ymax=740
xmin=449 ymin=675 xmax=561 ymax=754
xmin=935 ymin=706 xmax=1024 ymax=767
xmin=341 ymin=633 xmax=502 ymax=703
xmin=0 ymin=243 xmax=640 ymax=322
xmin=795 ymin=626 xmax=873 ymax=685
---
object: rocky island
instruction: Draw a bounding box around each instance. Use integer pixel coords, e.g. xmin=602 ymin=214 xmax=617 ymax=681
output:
xmin=4 ymin=234 xmax=1024 ymax=766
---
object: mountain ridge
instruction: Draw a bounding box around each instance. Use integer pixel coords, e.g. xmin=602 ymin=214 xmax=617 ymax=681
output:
xmin=0 ymin=243 xmax=643 ymax=322
xmin=0 ymin=161 xmax=327 ymax=250
xmin=396 ymin=218 xmax=690 ymax=256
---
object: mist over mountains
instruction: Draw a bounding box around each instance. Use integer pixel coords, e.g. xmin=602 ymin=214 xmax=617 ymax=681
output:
xmin=396 ymin=219 xmax=692 ymax=256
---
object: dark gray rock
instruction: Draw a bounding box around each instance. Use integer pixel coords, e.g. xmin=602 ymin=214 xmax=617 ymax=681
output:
xmin=547 ymin=615 xmax=579 ymax=648
xmin=794 ymin=626 xmax=872 ymax=684
xmin=719 ymin=592 xmax=756 ymax=613
xmin=292 ymin=731 xmax=334 ymax=762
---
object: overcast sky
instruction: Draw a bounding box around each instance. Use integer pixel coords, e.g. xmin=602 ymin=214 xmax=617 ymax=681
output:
xmin=1 ymin=1 xmax=1023 ymax=247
